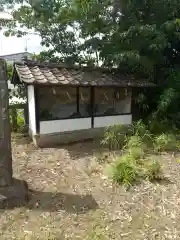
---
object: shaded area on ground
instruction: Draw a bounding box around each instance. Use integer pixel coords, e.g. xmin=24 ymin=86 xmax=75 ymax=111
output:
xmin=27 ymin=190 xmax=98 ymax=213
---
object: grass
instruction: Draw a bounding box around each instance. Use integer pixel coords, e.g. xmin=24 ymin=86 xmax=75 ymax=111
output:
xmin=101 ymin=120 xmax=179 ymax=188
xmin=144 ymin=158 xmax=161 ymax=181
xmin=153 ymin=133 xmax=178 ymax=152
xmin=106 ymin=154 xmax=138 ymax=186
xmin=105 ymin=152 xmax=162 ymax=189
xmin=101 ymin=124 xmax=130 ymax=150
xmin=9 ymin=109 xmax=26 ymax=133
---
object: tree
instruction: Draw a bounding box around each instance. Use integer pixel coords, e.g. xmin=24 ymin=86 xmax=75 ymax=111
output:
xmin=2 ymin=0 xmax=180 ymax=125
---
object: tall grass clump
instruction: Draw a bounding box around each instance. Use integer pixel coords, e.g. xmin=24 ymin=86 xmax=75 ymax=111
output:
xmin=106 ymin=154 xmax=139 ymax=189
xmin=144 ymin=158 xmax=161 ymax=181
xmin=101 ymin=124 xmax=131 ymax=149
xmin=106 ymin=152 xmax=161 ymax=189
xmin=103 ymin=120 xmax=165 ymax=188
xmin=154 ymin=133 xmax=178 ymax=152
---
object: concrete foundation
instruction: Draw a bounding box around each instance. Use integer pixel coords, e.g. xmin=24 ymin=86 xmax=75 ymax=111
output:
xmin=33 ymin=128 xmax=105 ymax=147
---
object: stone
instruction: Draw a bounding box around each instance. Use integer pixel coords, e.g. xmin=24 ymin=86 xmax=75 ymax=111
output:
xmin=0 ymin=178 xmax=28 ymax=209
xmin=0 ymin=60 xmax=28 ymax=209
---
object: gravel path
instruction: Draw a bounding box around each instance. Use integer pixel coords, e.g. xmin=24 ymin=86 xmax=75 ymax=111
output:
xmin=0 ymin=134 xmax=180 ymax=239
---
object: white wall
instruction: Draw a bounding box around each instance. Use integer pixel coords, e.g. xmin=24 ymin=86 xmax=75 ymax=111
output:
xmin=94 ymin=115 xmax=132 ymax=128
xmin=28 ymin=85 xmax=36 ymax=135
xmin=40 ymin=115 xmax=132 ymax=135
xmin=40 ymin=118 xmax=91 ymax=134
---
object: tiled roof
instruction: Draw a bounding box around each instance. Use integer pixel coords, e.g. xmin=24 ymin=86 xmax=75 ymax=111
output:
xmin=12 ymin=61 xmax=155 ymax=87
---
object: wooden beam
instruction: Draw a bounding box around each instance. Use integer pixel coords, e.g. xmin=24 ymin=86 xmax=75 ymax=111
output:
xmin=91 ymin=87 xmax=94 ymax=128
xmin=34 ymin=86 xmax=40 ymax=134
xmin=76 ymin=87 xmax=80 ymax=113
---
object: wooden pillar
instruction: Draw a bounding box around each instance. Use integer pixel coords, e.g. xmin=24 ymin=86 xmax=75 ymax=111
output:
xmin=91 ymin=87 xmax=95 ymax=128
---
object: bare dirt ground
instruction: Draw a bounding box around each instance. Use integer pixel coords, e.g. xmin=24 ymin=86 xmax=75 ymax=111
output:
xmin=1 ymin=134 xmax=180 ymax=239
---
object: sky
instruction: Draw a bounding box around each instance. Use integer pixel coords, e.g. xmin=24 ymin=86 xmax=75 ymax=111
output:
xmin=0 ymin=32 xmax=42 ymax=55
xmin=0 ymin=12 xmax=42 ymax=55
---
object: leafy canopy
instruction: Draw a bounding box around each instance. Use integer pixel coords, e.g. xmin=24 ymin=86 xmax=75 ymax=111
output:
xmin=2 ymin=0 xmax=180 ymax=123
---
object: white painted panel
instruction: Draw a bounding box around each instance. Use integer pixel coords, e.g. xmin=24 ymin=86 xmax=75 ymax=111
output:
xmin=28 ymin=85 xmax=36 ymax=134
xmin=94 ymin=115 xmax=132 ymax=128
xmin=40 ymin=118 xmax=91 ymax=134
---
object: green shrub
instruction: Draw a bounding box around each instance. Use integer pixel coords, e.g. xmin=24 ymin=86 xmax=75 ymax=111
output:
xmin=148 ymin=118 xmax=178 ymax=135
xmin=126 ymin=135 xmax=145 ymax=149
xmin=101 ymin=124 xmax=130 ymax=149
xmin=9 ymin=109 xmax=25 ymax=132
xmin=106 ymin=154 xmax=162 ymax=187
xmin=144 ymin=159 xmax=161 ymax=181
xmin=154 ymin=133 xmax=177 ymax=152
xmin=128 ymin=120 xmax=153 ymax=148
xmin=102 ymin=120 xmax=165 ymax=188
xmin=17 ymin=110 xmax=25 ymax=128
xmin=131 ymin=120 xmax=148 ymax=137
xmin=101 ymin=120 xmax=154 ymax=151
xmin=106 ymin=154 xmax=139 ymax=188
xmin=128 ymin=147 xmax=145 ymax=160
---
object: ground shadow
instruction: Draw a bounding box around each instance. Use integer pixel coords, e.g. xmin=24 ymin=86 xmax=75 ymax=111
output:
xmin=54 ymin=140 xmax=109 ymax=160
xmin=26 ymin=189 xmax=98 ymax=214
xmin=151 ymin=177 xmax=173 ymax=185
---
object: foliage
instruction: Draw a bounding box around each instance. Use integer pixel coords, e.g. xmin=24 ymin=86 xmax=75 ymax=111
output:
xmin=7 ymin=64 xmax=13 ymax=79
xmin=102 ymin=121 xmax=153 ymax=150
xmin=106 ymin=154 xmax=139 ymax=189
xmin=9 ymin=109 xmax=25 ymax=132
xmin=148 ymin=118 xmax=178 ymax=135
xmin=154 ymin=133 xmax=178 ymax=152
xmin=2 ymin=1 xmax=180 ymax=124
xmin=101 ymin=124 xmax=130 ymax=150
xmin=128 ymin=146 xmax=145 ymax=160
xmin=144 ymin=158 xmax=161 ymax=181
xmin=130 ymin=120 xmax=148 ymax=137
xmin=106 ymin=151 xmax=162 ymax=189
xmin=103 ymin=121 xmax=167 ymax=188
xmin=126 ymin=135 xmax=146 ymax=151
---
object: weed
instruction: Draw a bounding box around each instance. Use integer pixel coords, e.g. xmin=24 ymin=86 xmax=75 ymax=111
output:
xmin=102 ymin=120 xmax=166 ymax=188
xmin=131 ymin=120 xmax=154 ymax=147
xmin=154 ymin=133 xmax=177 ymax=152
xmin=148 ymin=118 xmax=179 ymax=135
xmin=131 ymin=120 xmax=148 ymax=137
xmin=101 ymin=124 xmax=130 ymax=150
xmin=126 ymin=135 xmax=146 ymax=149
xmin=144 ymin=158 xmax=161 ymax=181
xmin=106 ymin=154 xmax=139 ymax=188
xmin=128 ymin=147 xmax=145 ymax=160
